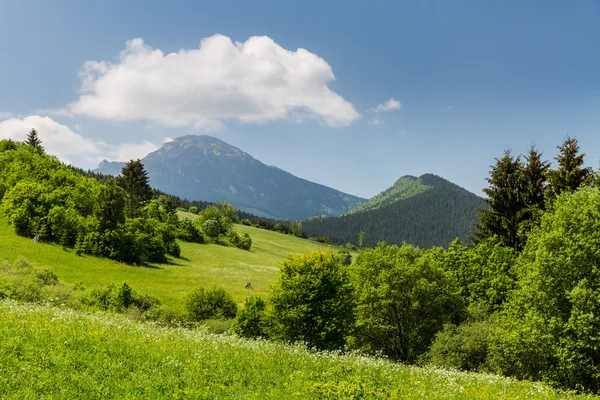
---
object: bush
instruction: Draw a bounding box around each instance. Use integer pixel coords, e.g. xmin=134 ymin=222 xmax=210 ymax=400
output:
xmin=229 ymin=231 xmax=252 ymax=250
xmin=188 ymin=206 xmax=199 ymax=214
xmin=185 ymin=286 xmax=238 ymax=322
xmin=202 ymin=219 xmax=221 ymax=238
xmin=427 ymin=303 xmax=494 ymax=371
xmin=268 ymin=250 xmax=355 ymax=350
xmin=177 ymin=218 xmax=205 ymax=243
xmin=233 ymin=296 xmax=268 ymax=339
xmin=337 ymin=249 xmax=352 ymax=266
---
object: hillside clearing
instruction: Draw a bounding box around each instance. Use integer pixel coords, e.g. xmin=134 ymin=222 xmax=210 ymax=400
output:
xmin=0 ymin=214 xmax=349 ymax=307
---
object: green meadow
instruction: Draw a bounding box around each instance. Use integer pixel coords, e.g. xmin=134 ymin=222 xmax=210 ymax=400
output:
xmin=0 ymin=213 xmax=349 ymax=308
xmin=1 ymin=300 xmax=593 ymax=400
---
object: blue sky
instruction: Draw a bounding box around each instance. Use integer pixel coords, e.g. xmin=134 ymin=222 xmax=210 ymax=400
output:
xmin=1 ymin=0 xmax=600 ymax=199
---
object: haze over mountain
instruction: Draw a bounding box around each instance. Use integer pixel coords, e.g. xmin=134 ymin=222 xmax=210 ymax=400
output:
xmin=303 ymin=174 xmax=484 ymax=248
xmin=95 ymin=135 xmax=365 ymax=220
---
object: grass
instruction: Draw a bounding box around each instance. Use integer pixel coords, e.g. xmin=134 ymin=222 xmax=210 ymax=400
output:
xmin=0 ymin=214 xmax=350 ymax=308
xmin=1 ymin=299 xmax=594 ymax=400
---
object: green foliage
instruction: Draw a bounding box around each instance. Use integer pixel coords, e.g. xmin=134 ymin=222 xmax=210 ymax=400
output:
xmin=176 ymin=217 xmax=205 ymax=243
xmin=185 ymin=286 xmax=238 ymax=322
xmin=202 ymin=219 xmax=220 ymax=238
xmin=188 ymin=206 xmax=198 ymax=214
xmin=487 ymin=187 xmax=600 ymax=391
xmin=268 ymin=250 xmax=355 ymax=351
xmin=290 ymin=220 xmax=303 ymax=237
xmin=337 ymin=248 xmax=352 ymax=266
xmin=444 ymin=238 xmax=518 ymax=310
xmin=228 ymin=231 xmax=252 ymax=250
xmin=116 ymin=159 xmax=152 ymax=218
xmin=358 ymin=231 xmax=365 ymax=248
xmin=427 ymin=302 xmax=494 ymax=372
xmin=233 ymin=295 xmax=269 ymax=339
xmin=351 ymin=243 xmax=464 ymax=362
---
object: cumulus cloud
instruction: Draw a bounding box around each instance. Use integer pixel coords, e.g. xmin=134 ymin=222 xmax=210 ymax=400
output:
xmin=369 ymin=98 xmax=402 ymax=113
xmin=0 ymin=116 xmax=158 ymax=167
xmin=66 ymin=35 xmax=360 ymax=129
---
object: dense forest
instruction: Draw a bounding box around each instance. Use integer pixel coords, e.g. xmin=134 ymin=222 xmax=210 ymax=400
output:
xmin=303 ymin=174 xmax=483 ymax=248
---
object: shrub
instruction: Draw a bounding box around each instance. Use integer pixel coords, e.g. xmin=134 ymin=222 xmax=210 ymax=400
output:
xmin=202 ymin=219 xmax=221 ymax=238
xmin=233 ymin=296 xmax=268 ymax=339
xmin=268 ymin=250 xmax=355 ymax=350
xmin=177 ymin=218 xmax=204 ymax=243
xmin=185 ymin=286 xmax=238 ymax=322
xmin=229 ymin=231 xmax=252 ymax=250
xmin=188 ymin=206 xmax=198 ymax=214
xmin=337 ymin=249 xmax=352 ymax=266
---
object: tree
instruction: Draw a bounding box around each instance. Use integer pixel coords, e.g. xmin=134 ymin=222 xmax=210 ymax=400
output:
xmin=488 ymin=187 xmax=600 ymax=391
xmin=290 ymin=221 xmax=303 ymax=237
xmin=25 ymin=129 xmax=43 ymax=152
xmin=233 ymin=296 xmax=269 ymax=339
xmin=116 ymin=159 xmax=153 ymax=218
xmin=358 ymin=231 xmax=365 ymax=248
xmin=516 ymin=145 xmax=550 ymax=240
xmin=352 ymin=243 xmax=464 ymax=362
xmin=268 ymin=250 xmax=355 ymax=350
xmin=475 ymin=149 xmax=523 ymax=251
xmin=95 ymin=178 xmax=126 ymax=232
xmin=546 ymin=136 xmax=592 ymax=201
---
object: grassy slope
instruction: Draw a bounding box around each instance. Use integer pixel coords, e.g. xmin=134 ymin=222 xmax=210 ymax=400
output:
xmin=1 ymin=301 xmax=593 ymax=400
xmin=0 ymin=213 xmax=348 ymax=308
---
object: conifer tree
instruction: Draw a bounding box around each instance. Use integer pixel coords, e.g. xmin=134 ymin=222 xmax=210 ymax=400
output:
xmin=546 ymin=136 xmax=592 ymax=200
xmin=517 ymin=144 xmax=550 ymax=238
xmin=475 ymin=149 xmax=523 ymax=251
xmin=116 ymin=159 xmax=153 ymax=218
xmin=25 ymin=128 xmax=43 ymax=151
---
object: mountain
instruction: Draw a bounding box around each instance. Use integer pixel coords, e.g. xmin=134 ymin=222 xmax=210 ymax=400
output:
xmin=94 ymin=135 xmax=365 ymax=220
xmin=303 ymin=174 xmax=484 ymax=249
xmin=95 ymin=160 xmax=126 ymax=176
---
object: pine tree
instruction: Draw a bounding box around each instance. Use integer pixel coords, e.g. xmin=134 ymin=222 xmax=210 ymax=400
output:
xmin=475 ymin=149 xmax=523 ymax=251
xmin=547 ymin=136 xmax=592 ymax=200
xmin=25 ymin=129 xmax=43 ymax=151
xmin=517 ymin=144 xmax=550 ymax=239
xmin=95 ymin=178 xmax=126 ymax=231
xmin=116 ymin=159 xmax=153 ymax=218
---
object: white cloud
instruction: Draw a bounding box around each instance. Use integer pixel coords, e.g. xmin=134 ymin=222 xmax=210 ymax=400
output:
xmin=66 ymin=35 xmax=360 ymax=129
xmin=369 ymin=118 xmax=384 ymax=125
xmin=369 ymin=98 xmax=402 ymax=113
xmin=445 ymin=105 xmax=455 ymax=111
xmin=0 ymin=111 xmax=21 ymax=120
xmin=163 ymin=137 xmax=174 ymax=143
xmin=0 ymin=116 xmax=158 ymax=168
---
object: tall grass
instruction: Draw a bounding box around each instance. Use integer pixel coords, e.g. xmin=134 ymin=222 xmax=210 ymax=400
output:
xmin=0 ymin=300 xmax=593 ymax=399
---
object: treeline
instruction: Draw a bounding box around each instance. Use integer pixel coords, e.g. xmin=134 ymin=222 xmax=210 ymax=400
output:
xmin=0 ymin=133 xmax=251 ymax=264
xmin=303 ymin=174 xmax=483 ymax=248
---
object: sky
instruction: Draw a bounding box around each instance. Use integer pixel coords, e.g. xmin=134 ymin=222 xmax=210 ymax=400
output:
xmin=1 ymin=0 xmax=600 ymax=199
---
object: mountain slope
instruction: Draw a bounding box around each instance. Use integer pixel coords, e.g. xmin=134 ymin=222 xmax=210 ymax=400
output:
xmin=95 ymin=135 xmax=365 ymax=220
xmin=303 ymin=174 xmax=484 ymax=248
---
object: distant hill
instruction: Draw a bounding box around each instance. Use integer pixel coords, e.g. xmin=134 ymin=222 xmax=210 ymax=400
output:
xmin=94 ymin=135 xmax=365 ymax=220
xmin=303 ymin=174 xmax=484 ymax=248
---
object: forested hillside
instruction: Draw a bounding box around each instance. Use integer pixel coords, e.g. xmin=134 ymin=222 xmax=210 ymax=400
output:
xmin=304 ymin=174 xmax=483 ymax=248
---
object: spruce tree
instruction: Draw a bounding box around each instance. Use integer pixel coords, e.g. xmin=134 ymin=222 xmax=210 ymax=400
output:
xmin=25 ymin=128 xmax=43 ymax=151
xmin=547 ymin=136 xmax=592 ymax=200
xmin=116 ymin=159 xmax=153 ymax=218
xmin=475 ymin=149 xmax=523 ymax=251
xmin=517 ymin=144 xmax=550 ymax=238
